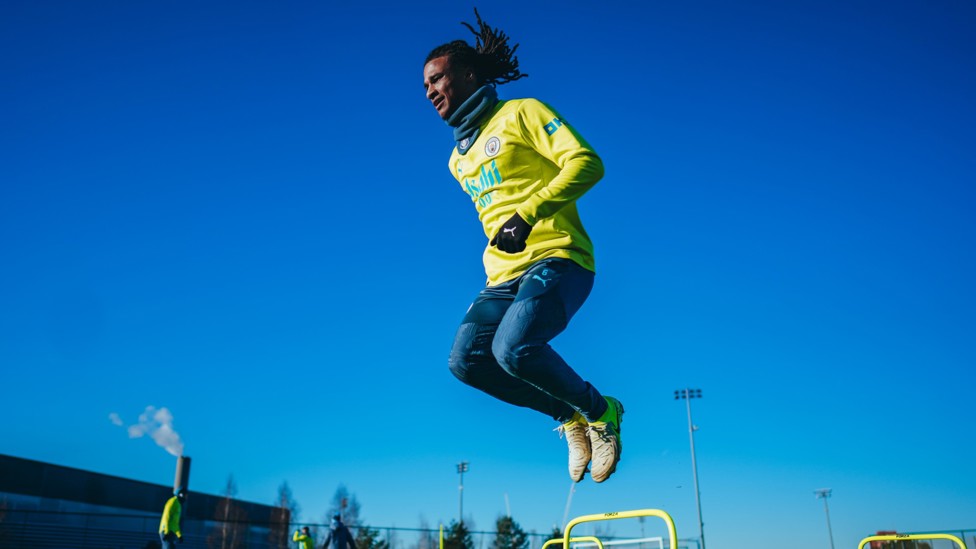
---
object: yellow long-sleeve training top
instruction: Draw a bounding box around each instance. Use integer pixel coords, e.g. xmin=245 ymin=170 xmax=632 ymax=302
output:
xmin=294 ymin=530 xmax=315 ymax=549
xmin=448 ymin=98 xmax=604 ymax=286
xmin=159 ymin=496 xmax=182 ymax=538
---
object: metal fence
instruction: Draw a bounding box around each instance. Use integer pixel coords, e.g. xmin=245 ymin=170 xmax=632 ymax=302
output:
xmin=0 ymin=509 xmax=271 ymax=549
xmin=0 ymin=509 xmax=707 ymax=549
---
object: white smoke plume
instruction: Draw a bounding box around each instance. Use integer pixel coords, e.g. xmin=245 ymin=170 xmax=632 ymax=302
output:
xmin=111 ymin=406 xmax=185 ymax=457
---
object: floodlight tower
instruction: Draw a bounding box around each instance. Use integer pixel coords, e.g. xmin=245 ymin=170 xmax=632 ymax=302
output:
xmin=457 ymin=461 xmax=469 ymax=524
xmin=814 ymin=488 xmax=836 ymax=549
xmin=675 ymin=388 xmax=705 ymax=549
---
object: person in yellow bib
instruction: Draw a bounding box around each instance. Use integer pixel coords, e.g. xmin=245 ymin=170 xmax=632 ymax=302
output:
xmin=293 ymin=526 xmax=315 ymax=549
xmin=423 ymin=9 xmax=624 ymax=483
xmin=159 ymin=490 xmax=185 ymax=547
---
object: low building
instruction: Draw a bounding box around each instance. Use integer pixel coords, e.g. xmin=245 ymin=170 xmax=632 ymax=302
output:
xmin=0 ymin=453 xmax=287 ymax=549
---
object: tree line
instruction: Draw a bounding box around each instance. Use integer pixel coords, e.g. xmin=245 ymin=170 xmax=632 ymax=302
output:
xmin=206 ymin=476 xmax=562 ymax=549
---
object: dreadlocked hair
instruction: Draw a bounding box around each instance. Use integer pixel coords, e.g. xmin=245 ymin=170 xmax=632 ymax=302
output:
xmin=425 ymin=8 xmax=528 ymax=86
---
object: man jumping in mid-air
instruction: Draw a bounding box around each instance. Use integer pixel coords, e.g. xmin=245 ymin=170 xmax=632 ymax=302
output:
xmin=423 ymin=10 xmax=624 ymax=483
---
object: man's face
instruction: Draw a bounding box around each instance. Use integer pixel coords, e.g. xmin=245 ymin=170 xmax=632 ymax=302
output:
xmin=424 ymin=55 xmax=478 ymax=120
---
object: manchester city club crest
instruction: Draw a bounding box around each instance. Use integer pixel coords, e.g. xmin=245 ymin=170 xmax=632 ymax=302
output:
xmin=484 ymin=136 xmax=501 ymax=157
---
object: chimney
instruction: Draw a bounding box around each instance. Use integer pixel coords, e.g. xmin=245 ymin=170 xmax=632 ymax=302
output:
xmin=174 ymin=456 xmax=191 ymax=499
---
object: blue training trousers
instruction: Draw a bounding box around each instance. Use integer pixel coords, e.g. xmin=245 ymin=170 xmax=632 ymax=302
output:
xmin=448 ymin=258 xmax=608 ymax=424
xmin=161 ymin=533 xmax=178 ymax=549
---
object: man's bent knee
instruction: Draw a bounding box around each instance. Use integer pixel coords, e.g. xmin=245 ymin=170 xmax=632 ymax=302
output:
xmin=492 ymin=338 xmax=544 ymax=379
xmin=449 ymin=322 xmax=483 ymax=383
xmin=448 ymin=350 xmax=474 ymax=383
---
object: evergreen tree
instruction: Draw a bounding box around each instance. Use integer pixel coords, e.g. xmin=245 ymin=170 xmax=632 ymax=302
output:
xmin=547 ymin=526 xmax=563 ymax=544
xmin=444 ymin=519 xmax=475 ymax=549
xmin=492 ymin=516 xmax=529 ymax=549
xmin=356 ymin=524 xmax=391 ymax=549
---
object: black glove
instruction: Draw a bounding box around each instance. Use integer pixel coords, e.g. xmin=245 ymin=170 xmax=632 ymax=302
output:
xmin=179 ymin=536 xmax=184 ymax=544
xmin=490 ymin=213 xmax=532 ymax=253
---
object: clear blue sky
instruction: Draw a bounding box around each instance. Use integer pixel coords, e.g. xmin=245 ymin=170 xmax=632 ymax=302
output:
xmin=2 ymin=1 xmax=974 ymax=548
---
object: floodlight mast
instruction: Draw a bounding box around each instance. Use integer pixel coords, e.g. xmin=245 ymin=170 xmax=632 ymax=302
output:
xmin=675 ymin=388 xmax=705 ymax=549
xmin=457 ymin=461 xmax=469 ymax=525
xmin=814 ymin=488 xmax=836 ymax=549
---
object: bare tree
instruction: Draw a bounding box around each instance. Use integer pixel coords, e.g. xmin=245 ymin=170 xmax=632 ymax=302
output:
xmin=413 ymin=516 xmax=436 ymax=549
xmin=269 ymin=481 xmax=299 ymax=549
xmin=326 ymin=484 xmax=361 ymax=527
xmin=207 ymin=475 xmax=247 ymax=549
xmin=592 ymin=523 xmax=614 ymax=542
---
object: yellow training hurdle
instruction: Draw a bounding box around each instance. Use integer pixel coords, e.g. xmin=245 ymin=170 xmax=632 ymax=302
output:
xmin=858 ymin=533 xmax=968 ymax=549
xmin=561 ymin=509 xmax=677 ymax=549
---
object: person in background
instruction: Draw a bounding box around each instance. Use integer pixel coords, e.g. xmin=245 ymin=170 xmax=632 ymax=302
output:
xmin=294 ymin=525 xmax=315 ymax=549
xmin=322 ymin=513 xmax=357 ymax=549
xmin=159 ymin=490 xmax=185 ymax=547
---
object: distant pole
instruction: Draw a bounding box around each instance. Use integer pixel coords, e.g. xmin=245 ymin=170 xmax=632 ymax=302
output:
xmin=674 ymin=388 xmax=705 ymax=549
xmin=457 ymin=461 xmax=469 ymax=524
xmin=561 ymin=481 xmax=576 ymax=528
xmin=814 ymin=489 xmax=835 ymax=549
